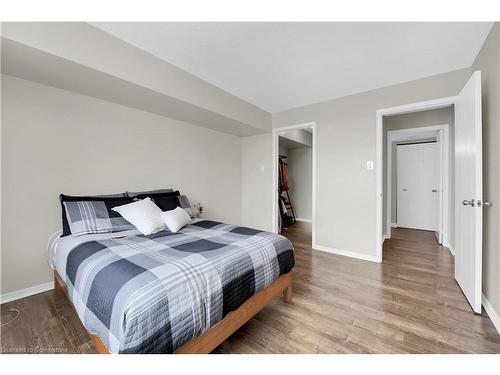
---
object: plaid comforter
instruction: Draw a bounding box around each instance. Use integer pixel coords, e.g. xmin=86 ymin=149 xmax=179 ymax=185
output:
xmin=65 ymin=220 xmax=295 ymax=353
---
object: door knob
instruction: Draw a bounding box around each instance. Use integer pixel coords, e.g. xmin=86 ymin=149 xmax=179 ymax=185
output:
xmin=462 ymin=199 xmax=475 ymax=207
xmin=477 ymin=200 xmax=492 ymax=207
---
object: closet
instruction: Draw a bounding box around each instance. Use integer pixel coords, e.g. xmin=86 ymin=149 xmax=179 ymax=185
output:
xmin=278 ymin=155 xmax=297 ymax=230
xmin=277 ymin=129 xmax=313 ymax=233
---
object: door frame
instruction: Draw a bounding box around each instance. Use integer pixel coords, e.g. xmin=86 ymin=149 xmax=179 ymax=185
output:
xmin=376 ymin=96 xmax=457 ymax=262
xmin=272 ymin=122 xmax=316 ymax=245
xmin=386 ymin=124 xmax=450 ymax=247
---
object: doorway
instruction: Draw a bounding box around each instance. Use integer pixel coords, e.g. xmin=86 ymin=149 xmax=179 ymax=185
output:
xmin=272 ymin=122 xmax=316 ymax=245
xmin=376 ymin=69 xmax=484 ymax=314
xmin=386 ymin=125 xmax=450 ymax=246
xmin=376 ymin=96 xmax=456 ymax=264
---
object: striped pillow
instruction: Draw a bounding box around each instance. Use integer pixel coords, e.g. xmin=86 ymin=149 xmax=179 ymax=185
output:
xmin=63 ymin=198 xmax=135 ymax=236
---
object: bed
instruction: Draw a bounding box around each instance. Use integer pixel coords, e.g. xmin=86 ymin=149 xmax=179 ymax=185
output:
xmin=49 ymin=219 xmax=295 ymax=354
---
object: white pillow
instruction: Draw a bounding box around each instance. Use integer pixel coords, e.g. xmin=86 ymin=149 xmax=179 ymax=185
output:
xmin=161 ymin=207 xmax=192 ymax=233
xmin=112 ymin=198 xmax=165 ymax=235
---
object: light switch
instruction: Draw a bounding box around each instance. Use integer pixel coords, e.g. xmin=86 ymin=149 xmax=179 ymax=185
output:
xmin=366 ymin=161 xmax=374 ymax=170
xmin=260 ymin=166 xmax=265 ymax=173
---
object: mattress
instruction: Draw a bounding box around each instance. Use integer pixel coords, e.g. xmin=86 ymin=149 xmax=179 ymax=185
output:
xmin=48 ymin=220 xmax=295 ymax=353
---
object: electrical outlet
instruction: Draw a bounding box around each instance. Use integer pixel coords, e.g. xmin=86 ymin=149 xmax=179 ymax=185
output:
xmin=366 ymin=161 xmax=374 ymax=170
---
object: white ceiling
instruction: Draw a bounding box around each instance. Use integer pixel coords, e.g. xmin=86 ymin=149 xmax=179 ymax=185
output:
xmin=92 ymin=22 xmax=492 ymax=113
xmin=279 ymin=136 xmax=311 ymax=150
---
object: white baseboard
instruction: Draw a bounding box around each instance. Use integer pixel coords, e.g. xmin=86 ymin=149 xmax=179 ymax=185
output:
xmin=443 ymin=240 xmax=455 ymax=256
xmin=295 ymin=218 xmax=312 ymax=223
xmin=0 ymin=282 xmax=54 ymax=304
xmin=313 ymin=243 xmax=380 ymax=263
xmin=482 ymin=293 xmax=500 ymax=335
xmin=391 ymin=223 xmax=398 ymax=228
xmin=446 ymin=244 xmax=455 ymax=256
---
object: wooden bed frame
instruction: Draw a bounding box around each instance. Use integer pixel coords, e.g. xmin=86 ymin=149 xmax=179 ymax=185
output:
xmin=54 ymin=270 xmax=293 ymax=354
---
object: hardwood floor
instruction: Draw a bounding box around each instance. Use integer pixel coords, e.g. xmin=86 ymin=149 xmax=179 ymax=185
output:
xmin=1 ymin=223 xmax=499 ymax=354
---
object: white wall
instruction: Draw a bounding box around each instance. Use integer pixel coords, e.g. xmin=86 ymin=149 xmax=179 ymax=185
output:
xmin=278 ymin=140 xmax=289 ymax=158
xmin=270 ymin=68 xmax=471 ymax=258
xmin=241 ymin=133 xmax=273 ymax=232
xmin=472 ymin=23 xmax=500 ymax=319
xmin=1 ymin=75 xmax=243 ymax=295
xmin=288 ymin=147 xmax=312 ymax=221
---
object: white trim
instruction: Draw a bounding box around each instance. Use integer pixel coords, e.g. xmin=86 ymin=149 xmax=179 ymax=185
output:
xmin=446 ymin=244 xmax=455 ymax=256
xmin=295 ymin=218 xmax=312 ymax=223
xmin=391 ymin=223 xmax=398 ymax=228
xmin=386 ymin=130 xmax=394 ymax=239
xmin=385 ymin=124 xmax=449 ymax=245
xmin=377 ymin=96 xmax=458 ymax=118
xmin=273 ymin=122 xmax=316 ymax=247
xmin=376 ymin=95 xmax=457 ymax=263
xmin=313 ymin=243 xmax=380 ymax=263
xmin=0 ymin=282 xmax=54 ymax=304
xmin=473 ymin=71 xmax=483 ymax=313
xmin=376 ymin=111 xmax=384 ymax=262
xmin=482 ymin=293 xmax=500 ymax=335
xmin=441 ymin=127 xmax=450 ymax=246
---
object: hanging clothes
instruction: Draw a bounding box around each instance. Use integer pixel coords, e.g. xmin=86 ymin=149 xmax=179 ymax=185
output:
xmin=279 ymin=158 xmax=289 ymax=191
xmin=278 ymin=155 xmax=296 ymax=230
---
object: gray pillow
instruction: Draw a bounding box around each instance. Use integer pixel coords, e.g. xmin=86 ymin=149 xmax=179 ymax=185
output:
xmin=126 ymin=188 xmax=174 ymax=197
xmin=63 ymin=199 xmax=135 ymax=236
xmin=60 ymin=193 xmax=130 ymax=236
xmin=91 ymin=192 xmax=126 ymax=198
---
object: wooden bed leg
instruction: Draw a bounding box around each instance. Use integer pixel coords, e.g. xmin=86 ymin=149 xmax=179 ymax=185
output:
xmin=54 ymin=272 xmax=62 ymax=293
xmin=283 ymin=276 xmax=293 ymax=303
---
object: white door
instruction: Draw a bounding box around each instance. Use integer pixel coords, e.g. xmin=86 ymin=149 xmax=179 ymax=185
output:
xmin=455 ymin=70 xmax=483 ymax=314
xmin=397 ymin=142 xmax=440 ymax=231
